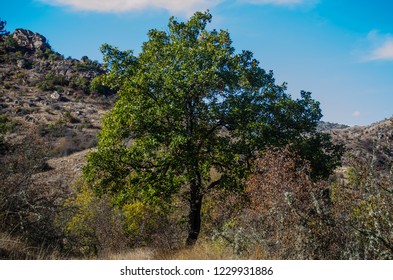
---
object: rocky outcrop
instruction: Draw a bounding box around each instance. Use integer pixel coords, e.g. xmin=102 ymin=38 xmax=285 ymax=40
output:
xmin=0 ymin=27 xmax=115 ymax=150
xmin=317 ymin=121 xmax=349 ymax=132
xmin=0 ymin=28 xmax=106 ymax=95
xmin=12 ymin=29 xmax=50 ymax=52
xmin=330 ymin=118 xmax=393 ymax=172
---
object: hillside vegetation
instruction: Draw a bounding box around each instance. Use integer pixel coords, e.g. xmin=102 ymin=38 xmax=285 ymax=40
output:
xmin=0 ymin=17 xmax=392 ymax=260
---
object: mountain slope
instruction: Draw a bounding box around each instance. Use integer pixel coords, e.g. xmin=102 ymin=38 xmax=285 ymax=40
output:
xmin=1 ymin=28 xmax=114 ymax=155
xmin=330 ymin=118 xmax=393 ymax=172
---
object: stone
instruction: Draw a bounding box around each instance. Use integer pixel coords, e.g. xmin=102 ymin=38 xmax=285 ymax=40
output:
xmin=24 ymin=115 xmax=37 ymax=124
xmin=17 ymin=59 xmax=28 ymax=69
xmin=50 ymin=91 xmax=60 ymax=100
xmin=12 ymin=29 xmax=50 ymax=52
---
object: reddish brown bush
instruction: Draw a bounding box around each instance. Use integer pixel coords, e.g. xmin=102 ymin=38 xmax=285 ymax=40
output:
xmin=244 ymin=146 xmax=340 ymax=259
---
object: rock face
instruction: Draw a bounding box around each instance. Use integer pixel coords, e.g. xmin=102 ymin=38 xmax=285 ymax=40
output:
xmin=12 ymin=29 xmax=50 ymax=51
xmin=329 ymin=118 xmax=393 ymax=172
xmin=0 ymin=28 xmax=115 ymax=159
xmin=317 ymin=121 xmax=349 ymax=132
xmin=0 ymin=28 xmax=107 ymax=98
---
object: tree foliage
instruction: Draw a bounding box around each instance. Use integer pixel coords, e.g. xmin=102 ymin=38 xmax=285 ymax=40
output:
xmin=0 ymin=18 xmax=9 ymax=36
xmin=84 ymin=11 xmax=342 ymax=245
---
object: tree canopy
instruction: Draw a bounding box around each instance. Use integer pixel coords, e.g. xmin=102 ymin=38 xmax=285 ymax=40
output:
xmin=0 ymin=18 xmax=9 ymax=36
xmin=84 ymin=11 xmax=343 ymax=245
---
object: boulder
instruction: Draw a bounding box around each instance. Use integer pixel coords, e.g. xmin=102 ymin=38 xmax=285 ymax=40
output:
xmin=50 ymin=91 xmax=60 ymax=100
xmin=16 ymin=58 xmax=31 ymax=69
xmin=12 ymin=29 xmax=50 ymax=52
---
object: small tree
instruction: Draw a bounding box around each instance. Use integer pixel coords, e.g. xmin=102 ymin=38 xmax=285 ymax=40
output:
xmin=0 ymin=18 xmax=10 ymax=36
xmin=84 ymin=11 xmax=342 ymax=246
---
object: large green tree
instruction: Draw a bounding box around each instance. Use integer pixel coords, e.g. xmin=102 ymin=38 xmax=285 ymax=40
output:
xmin=84 ymin=11 xmax=342 ymax=246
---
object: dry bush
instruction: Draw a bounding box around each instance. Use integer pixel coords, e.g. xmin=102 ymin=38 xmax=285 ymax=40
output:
xmin=0 ymin=125 xmax=70 ymax=258
xmin=331 ymin=155 xmax=393 ymax=259
xmin=243 ymin=147 xmax=340 ymax=259
xmin=238 ymin=145 xmax=392 ymax=260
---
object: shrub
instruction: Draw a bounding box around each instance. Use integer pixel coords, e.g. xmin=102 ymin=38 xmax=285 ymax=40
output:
xmin=242 ymin=147 xmax=338 ymax=259
xmin=0 ymin=114 xmax=18 ymax=154
xmin=0 ymin=114 xmax=18 ymax=134
xmin=62 ymin=182 xmax=129 ymax=257
xmin=89 ymin=75 xmax=111 ymax=95
xmin=37 ymin=73 xmax=68 ymax=91
xmin=63 ymin=111 xmax=80 ymax=124
xmin=38 ymin=121 xmax=68 ymax=138
xmin=331 ymin=155 xmax=393 ymax=259
xmin=69 ymin=77 xmax=89 ymax=93
xmin=0 ymin=127 xmax=69 ymax=253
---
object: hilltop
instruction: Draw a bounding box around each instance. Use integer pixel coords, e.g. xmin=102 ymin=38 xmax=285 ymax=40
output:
xmin=317 ymin=121 xmax=349 ymax=132
xmin=328 ymin=118 xmax=393 ymax=172
xmin=0 ymin=28 xmax=115 ymax=156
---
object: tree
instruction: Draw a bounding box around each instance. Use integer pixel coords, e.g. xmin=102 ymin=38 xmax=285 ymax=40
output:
xmin=84 ymin=11 xmax=342 ymax=246
xmin=0 ymin=18 xmax=10 ymax=36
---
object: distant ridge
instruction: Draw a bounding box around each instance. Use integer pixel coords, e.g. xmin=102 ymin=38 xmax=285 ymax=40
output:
xmin=329 ymin=117 xmax=393 ymax=172
xmin=317 ymin=121 xmax=349 ymax=132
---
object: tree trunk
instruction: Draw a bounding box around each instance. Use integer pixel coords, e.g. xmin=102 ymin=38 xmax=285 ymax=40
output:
xmin=186 ymin=181 xmax=203 ymax=246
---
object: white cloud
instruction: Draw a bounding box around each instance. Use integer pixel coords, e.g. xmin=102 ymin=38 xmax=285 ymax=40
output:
xmin=39 ymin=0 xmax=315 ymax=14
xmin=39 ymin=0 xmax=219 ymax=15
xmin=362 ymin=31 xmax=393 ymax=62
xmin=353 ymin=111 xmax=361 ymax=117
xmin=239 ymin=0 xmax=310 ymax=6
xmin=367 ymin=39 xmax=393 ymax=61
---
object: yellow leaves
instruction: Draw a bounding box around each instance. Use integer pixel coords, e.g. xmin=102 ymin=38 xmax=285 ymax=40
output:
xmin=121 ymin=201 xmax=167 ymax=242
xmin=122 ymin=201 xmax=152 ymax=234
xmin=62 ymin=181 xmax=125 ymax=256
xmin=63 ymin=185 xmax=95 ymax=226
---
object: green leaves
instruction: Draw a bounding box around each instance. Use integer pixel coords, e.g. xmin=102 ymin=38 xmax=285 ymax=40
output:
xmin=0 ymin=18 xmax=10 ymax=36
xmin=84 ymin=11 xmax=342 ymax=227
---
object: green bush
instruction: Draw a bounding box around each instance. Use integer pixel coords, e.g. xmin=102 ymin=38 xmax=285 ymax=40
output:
xmin=0 ymin=114 xmax=18 ymax=134
xmin=70 ymin=77 xmax=89 ymax=93
xmin=63 ymin=111 xmax=80 ymax=124
xmin=37 ymin=73 xmax=68 ymax=91
xmin=89 ymin=76 xmax=111 ymax=95
xmin=62 ymin=182 xmax=128 ymax=257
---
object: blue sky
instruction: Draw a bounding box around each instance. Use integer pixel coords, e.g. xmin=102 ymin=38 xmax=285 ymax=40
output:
xmin=2 ymin=0 xmax=393 ymax=126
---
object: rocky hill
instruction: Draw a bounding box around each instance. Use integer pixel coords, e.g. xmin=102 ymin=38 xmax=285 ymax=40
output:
xmin=0 ymin=28 xmax=115 ymax=158
xmin=1 ymin=29 xmax=117 ymax=258
xmin=317 ymin=121 xmax=349 ymax=132
xmin=329 ymin=118 xmax=393 ymax=172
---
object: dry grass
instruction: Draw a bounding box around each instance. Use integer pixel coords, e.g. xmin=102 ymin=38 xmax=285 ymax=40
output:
xmin=99 ymin=239 xmax=252 ymax=260
xmin=100 ymin=247 xmax=156 ymax=260
xmin=161 ymin=240 xmax=242 ymax=260
xmin=0 ymin=232 xmax=63 ymax=260
xmin=0 ymin=233 xmax=29 ymax=259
